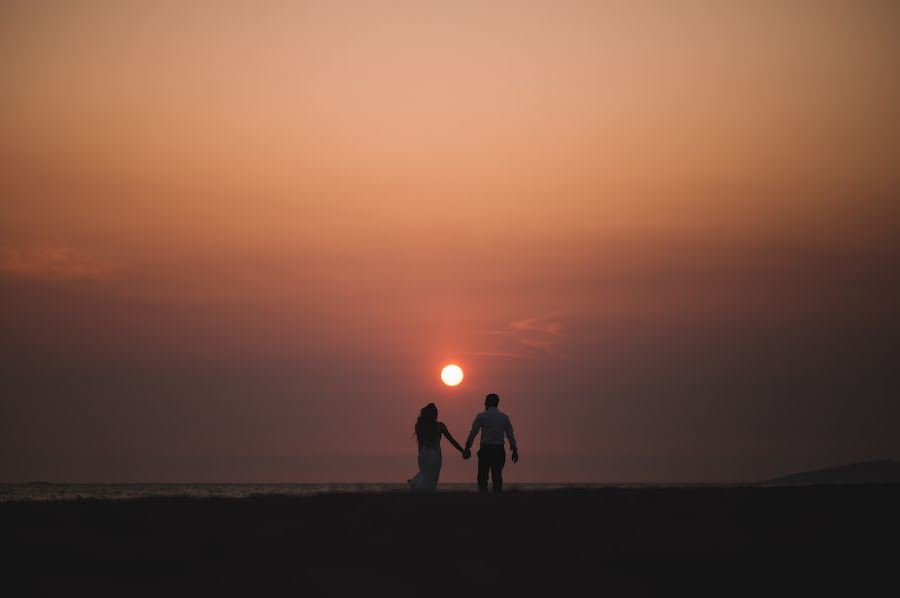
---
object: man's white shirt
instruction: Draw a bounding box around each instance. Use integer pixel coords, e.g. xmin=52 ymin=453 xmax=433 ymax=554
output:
xmin=466 ymin=406 xmax=517 ymax=451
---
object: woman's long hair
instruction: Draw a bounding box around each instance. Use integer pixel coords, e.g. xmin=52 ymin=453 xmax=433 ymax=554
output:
xmin=414 ymin=403 xmax=439 ymax=449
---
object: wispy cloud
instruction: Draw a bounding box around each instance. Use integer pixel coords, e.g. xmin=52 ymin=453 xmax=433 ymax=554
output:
xmin=465 ymin=350 xmax=523 ymax=359
xmin=0 ymin=245 xmax=119 ymax=280
xmin=509 ymin=311 xmax=563 ymax=353
xmin=509 ymin=313 xmax=563 ymax=337
xmin=476 ymin=311 xmax=564 ymax=357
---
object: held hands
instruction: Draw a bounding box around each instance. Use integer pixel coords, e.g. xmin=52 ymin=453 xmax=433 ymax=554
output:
xmin=462 ymin=447 xmax=472 ymax=460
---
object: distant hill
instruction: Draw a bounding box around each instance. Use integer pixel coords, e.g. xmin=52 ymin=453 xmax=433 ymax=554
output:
xmin=763 ymin=460 xmax=900 ymax=486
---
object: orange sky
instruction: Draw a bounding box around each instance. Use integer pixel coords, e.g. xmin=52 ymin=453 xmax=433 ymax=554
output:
xmin=2 ymin=1 xmax=899 ymax=483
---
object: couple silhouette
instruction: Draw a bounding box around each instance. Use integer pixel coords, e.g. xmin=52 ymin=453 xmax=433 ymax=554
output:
xmin=408 ymin=393 xmax=519 ymax=493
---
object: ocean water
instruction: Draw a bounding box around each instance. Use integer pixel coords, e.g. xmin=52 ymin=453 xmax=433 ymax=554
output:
xmin=0 ymin=482 xmax=621 ymax=502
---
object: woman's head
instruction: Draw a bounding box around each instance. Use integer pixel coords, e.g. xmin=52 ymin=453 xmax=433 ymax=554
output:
xmin=414 ymin=403 xmax=439 ymax=448
xmin=420 ymin=403 xmax=438 ymax=421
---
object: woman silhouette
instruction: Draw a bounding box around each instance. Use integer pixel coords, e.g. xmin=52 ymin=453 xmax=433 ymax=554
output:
xmin=408 ymin=403 xmax=465 ymax=492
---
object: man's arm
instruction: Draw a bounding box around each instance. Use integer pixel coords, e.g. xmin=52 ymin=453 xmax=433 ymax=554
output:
xmin=505 ymin=416 xmax=519 ymax=463
xmin=464 ymin=414 xmax=481 ymax=451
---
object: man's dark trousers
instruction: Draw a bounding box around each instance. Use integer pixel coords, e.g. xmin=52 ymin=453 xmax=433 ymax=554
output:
xmin=477 ymin=445 xmax=506 ymax=494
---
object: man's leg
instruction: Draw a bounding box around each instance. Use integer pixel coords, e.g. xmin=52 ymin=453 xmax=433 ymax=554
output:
xmin=491 ymin=447 xmax=506 ymax=494
xmin=476 ymin=448 xmax=490 ymax=494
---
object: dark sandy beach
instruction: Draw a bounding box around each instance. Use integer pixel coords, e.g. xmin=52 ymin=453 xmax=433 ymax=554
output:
xmin=3 ymin=486 xmax=898 ymax=597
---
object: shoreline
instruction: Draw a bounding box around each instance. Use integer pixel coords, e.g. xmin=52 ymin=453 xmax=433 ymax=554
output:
xmin=0 ymin=481 xmax=764 ymax=503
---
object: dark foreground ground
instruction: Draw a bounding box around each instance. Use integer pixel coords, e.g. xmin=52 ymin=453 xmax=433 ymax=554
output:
xmin=3 ymin=486 xmax=898 ymax=597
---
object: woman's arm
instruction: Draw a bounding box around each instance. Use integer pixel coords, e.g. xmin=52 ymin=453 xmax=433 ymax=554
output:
xmin=439 ymin=422 xmax=465 ymax=454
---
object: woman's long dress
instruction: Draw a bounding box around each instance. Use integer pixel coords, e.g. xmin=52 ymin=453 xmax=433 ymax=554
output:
xmin=408 ymin=434 xmax=442 ymax=492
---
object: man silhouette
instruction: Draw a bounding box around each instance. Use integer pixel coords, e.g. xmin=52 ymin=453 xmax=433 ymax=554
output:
xmin=463 ymin=393 xmax=518 ymax=494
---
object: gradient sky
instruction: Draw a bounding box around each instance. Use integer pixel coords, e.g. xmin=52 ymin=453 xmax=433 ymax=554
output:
xmin=2 ymin=1 xmax=899 ymax=483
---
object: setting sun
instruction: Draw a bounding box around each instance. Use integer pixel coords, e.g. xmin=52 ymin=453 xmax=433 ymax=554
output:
xmin=440 ymin=364 xmax=464 ymax=387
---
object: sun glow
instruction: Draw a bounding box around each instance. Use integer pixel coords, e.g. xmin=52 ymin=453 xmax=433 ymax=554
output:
xmin=440 ymin=364 xmax=464 ymax=387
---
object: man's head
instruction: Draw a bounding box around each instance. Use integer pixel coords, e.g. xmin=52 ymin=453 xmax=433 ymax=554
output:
xmin=485 ymin=393 xmax=500 ymax=408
